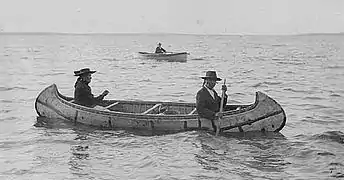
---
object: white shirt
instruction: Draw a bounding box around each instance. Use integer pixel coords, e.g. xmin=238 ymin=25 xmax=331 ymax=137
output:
xmin=204 ymin=86 xmax=215 ymax=99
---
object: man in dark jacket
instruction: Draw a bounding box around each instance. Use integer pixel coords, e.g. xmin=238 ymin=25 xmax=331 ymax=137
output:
xmin=73 ymin=68 xmax=109 ymax=107
xmin=196 ymin=71 xmax=227 ymax=122
xmin=155 ymin=42 xmax=167 ymax=53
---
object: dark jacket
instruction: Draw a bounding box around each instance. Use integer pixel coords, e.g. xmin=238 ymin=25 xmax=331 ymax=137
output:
xmin=155 ymin=47 xmax=166 ymax=53
xmin=196 ymin=87 xmax=227 ymax=120
xmin=74 ymin=79 xmax=104 ymax=107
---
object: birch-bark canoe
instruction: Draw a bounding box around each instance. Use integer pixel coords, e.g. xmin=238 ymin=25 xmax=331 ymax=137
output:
xmin=35 ymin=84 xmax=286 ymax=133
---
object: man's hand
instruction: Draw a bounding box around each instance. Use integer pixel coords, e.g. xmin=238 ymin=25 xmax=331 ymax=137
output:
xmin=221 ymin=84 xmax=227 ymax=92
xmin=102 ymin=90 xmax=109 ymax=96
xmin=215 ymin=112 xmax=224 ymax=119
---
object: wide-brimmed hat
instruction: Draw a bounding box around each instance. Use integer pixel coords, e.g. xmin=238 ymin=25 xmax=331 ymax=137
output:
xmin=157 ymin=42 xmax=162 ymax=45
xmin=201 ymin=71 xmax=222 ymax=81
xmin=74 ymin=68 xmax=96 ymax=76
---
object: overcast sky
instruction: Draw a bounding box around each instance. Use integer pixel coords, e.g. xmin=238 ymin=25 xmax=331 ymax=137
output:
xmin=0 ymin=0 xmax=343 ymax=35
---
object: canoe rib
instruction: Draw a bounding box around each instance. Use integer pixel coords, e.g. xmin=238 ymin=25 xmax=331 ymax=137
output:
xmin=35 ymin=84 xmax=286 ymax=133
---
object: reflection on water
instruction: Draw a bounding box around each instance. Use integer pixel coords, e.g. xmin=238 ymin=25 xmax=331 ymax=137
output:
xmin=69 ymin=144 xmax=90 ymax=175
xmin=194 ymin=132 xmax=292 ymax=179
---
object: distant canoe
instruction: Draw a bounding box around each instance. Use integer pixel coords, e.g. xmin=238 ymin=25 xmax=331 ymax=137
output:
xmin=35 ymin=84 xmax=286 ymax=134
xmin=138 ymin=52 xmax=188 ymax=62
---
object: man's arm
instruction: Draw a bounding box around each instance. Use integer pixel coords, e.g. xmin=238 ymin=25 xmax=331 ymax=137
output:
xmin=95 ymin=90 xmax=109 ymax=101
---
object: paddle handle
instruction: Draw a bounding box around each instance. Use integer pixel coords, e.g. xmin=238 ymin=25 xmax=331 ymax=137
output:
xmin=216 ymin=79 xmax=226 ymax=136
xmin=219 ymin=80 xmax=226 ymax=112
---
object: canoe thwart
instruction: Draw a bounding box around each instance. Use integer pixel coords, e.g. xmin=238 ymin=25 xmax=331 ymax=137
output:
xmin=188 ymin=108 xmax=197 ymax=115
xmin=105 ymin=102 xmax=119 ymax=109
xmin=142 ymin=103 xmax=162 ymax=114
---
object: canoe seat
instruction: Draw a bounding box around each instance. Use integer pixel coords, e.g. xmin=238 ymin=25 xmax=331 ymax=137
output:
xmin=188 ymin=108 xmax=197 ymax=115
xmin=142 ymin=103 xmax=162 ymax=114
xmin=105 ymin=102 xmax=119 ymax=109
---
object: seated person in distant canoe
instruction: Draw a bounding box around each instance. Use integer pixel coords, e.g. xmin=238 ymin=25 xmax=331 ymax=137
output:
xmin=73 ymin=68 xmax=109 ymax=108
xmin=155 ymin=42 xmax=167 ymax=53
xmin=196 ymin=71 xmax=227 ymax=122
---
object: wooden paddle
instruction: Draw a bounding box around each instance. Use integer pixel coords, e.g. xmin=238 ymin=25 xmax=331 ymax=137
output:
xmin=216 ymin=79 xmax=226 ymax=136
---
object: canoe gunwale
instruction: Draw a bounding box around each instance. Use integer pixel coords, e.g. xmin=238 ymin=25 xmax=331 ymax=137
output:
xmin=222 ymin=93 xmax=258 ymax=116
xmin=221 ymin=109 xmax=285 ymax=132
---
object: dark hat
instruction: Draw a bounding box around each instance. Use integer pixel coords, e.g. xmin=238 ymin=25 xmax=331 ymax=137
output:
xmin=74 ymin=68 xmax=96 ymax=76
xmin=201 ymin=71 xmax=222 ymax=81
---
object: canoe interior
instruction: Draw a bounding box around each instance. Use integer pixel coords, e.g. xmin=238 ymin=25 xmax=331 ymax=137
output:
xmin=58 ymin=91 xmax=250 ymax=115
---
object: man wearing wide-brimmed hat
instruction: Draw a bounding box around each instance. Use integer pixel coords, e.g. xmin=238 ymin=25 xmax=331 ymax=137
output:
xmin=155 ymin=42 xmax=167 ymax=53
xmin=73 ymin=68 xmax=109 ymax=107
xmin=196 ymin=71 xmax=227 ymax=129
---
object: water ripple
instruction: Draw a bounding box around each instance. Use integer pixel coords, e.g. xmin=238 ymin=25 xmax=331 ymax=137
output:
xmin=310 ymin=131 xmax=344 ymax=144
xmin=0 ymin=86 xmax=28 ymax=91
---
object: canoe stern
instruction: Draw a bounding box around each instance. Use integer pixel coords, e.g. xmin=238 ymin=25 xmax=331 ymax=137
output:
xmin=220 ymin=91 xmax=286 ymax=133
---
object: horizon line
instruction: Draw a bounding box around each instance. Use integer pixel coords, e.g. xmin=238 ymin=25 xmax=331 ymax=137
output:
xmin=0 ymin=31 xmax=343 ymax=36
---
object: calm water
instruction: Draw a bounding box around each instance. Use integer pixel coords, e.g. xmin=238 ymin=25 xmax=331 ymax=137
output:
xmin=0 ymin=33 xmax=343 ymax=180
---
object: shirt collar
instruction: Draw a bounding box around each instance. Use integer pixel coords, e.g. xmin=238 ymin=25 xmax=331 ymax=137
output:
xmin=204 ymin=85 xmax=215 ymax=99
xmin=204 ymin=85 xmax=213 ymax=91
